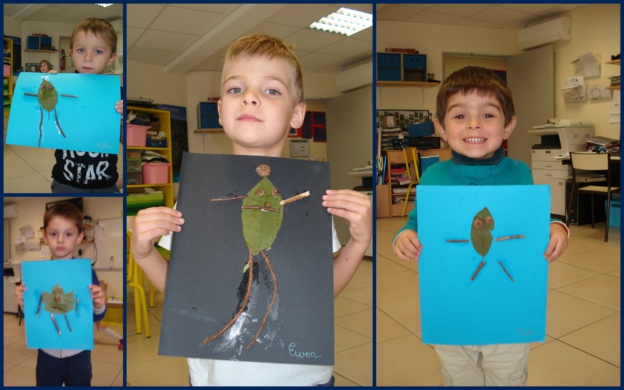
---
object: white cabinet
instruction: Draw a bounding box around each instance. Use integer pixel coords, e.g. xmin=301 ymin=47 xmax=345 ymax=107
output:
xmin=531 ymin=149 xmax=569 ymax=216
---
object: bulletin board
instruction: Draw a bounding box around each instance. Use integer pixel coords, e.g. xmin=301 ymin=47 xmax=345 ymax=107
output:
xmin=93 ymin=217 xmax=123 ymax=270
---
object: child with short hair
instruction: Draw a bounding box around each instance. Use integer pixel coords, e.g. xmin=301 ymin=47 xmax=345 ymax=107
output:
xmin=393 ymin=66 xmax=569 ymax=386
xmin=38 ymin=59 xmax=53 ymax=73
xmin=131 ymin=34 xmax=372 ymax=386
xmin=50 ymin=18 xmax=123 ymax=193
xmin=14 ymin=201 xmax=107 ymax=386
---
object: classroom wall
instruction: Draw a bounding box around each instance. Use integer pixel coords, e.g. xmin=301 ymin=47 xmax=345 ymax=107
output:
xmin=5 ymin=197 xmax=124 ymax=298
xmin=377 ymin=4 xmax=620 ymax=139
xmin=377 ymin=20 xmax=519 ymax=113
xmin=327 ymin=85 xmax=373 ymax=244
xmin=554 ymin=4 xmax=620 ymax=139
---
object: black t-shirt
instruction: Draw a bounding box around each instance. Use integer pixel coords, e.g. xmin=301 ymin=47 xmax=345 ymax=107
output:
xmin=51 ymin=84 xmax=122 ymax=189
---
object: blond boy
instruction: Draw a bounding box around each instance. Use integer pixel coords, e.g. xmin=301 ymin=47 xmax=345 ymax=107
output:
xmin=132 ymin=34 xmax=372 ymax=386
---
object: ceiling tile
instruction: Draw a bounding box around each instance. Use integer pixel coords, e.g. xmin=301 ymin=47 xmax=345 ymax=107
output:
xmin=126 ymin=27 xmax=145 ymax=48
xmin=319 ymin=37 xmax=372 ymax=60
xmin=286 ymin=29 xmax=344 ymax=52
xmin=150 ymin=7 xmax=225 ymax=36
xmin=467 ymin=5 xmax=532 ymax=25
xmin=127 ymin=4 xmax=165 ymax=28
xmin=404 ymin=10 xmax=464 ymax=25
xmin=428 ymin=4 xmax=495 ymax=18
xmin=127 ymin=47 xmax=180 ymax=67
xmin=265 ymin=4 xmax=339 ymax=29
xmin=242 ymin=22 xmax=299 ymax=41
xmin=134 ymin=30 xmax=198 ymax=52
xmin=376 ymin=5 xmax=421 ymax=22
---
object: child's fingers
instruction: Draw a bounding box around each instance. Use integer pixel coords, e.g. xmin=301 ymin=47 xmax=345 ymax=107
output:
xmin=544 ymin=237 xmax=566 ymax=262
xmin=134 ymin=207 xmax=184 ymax=236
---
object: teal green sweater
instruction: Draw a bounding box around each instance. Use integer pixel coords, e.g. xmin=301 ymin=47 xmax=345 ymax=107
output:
xmin=395 ymin=148 xmax=534 ymax=236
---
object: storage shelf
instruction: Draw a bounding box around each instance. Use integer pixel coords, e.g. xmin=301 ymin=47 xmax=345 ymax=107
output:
xmin=194 ymin=128 xmax=225 ymax=134
xmin=376 ymin=81 xmax=439 ymax=88
xmin=24 ymin=49 xmax=57 ymax=53
xmin=128 ymin=183 xmax=173 ymax=188
xmin=606 ymin=59 xmax=620 ymax=65
xmin=127 ymin=146 xmax=169 ymax=151
xmin=126 ymin=106 xmax=175 ymax=211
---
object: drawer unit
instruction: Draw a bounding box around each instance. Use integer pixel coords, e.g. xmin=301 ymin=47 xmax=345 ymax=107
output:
xmin=377 ymin=52 xmax=401 ymax=68
xmin=403 ymin=54 xmax=427 ymax=81
xmin=27 ymin=36 xmax=40 ymax=50
xmin=377 ymin=68 xmax=401 ymax=81
xmin=531 ymin=148 xmax=564 ymax=161
xmin=197 ymin=102 xmax=222 ymax=129
xmin=40 ymin=36 xmax=52 ymax=50
xmin=403 ymin=54 xmax=426 ymax=69
xmin=377 ymin=53 xmax=401 ymax=81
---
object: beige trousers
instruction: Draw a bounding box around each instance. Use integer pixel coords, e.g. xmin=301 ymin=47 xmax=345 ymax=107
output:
xmin=434 ymin=344 xmax=530 ymax=386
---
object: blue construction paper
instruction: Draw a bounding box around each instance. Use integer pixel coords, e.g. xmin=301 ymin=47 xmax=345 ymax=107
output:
xmin=418 ymin=185 xmax=550 ymax=345
xmin=21 ymin=259 xmax=94 ymax=350
xmin=6 ymin=73 xmax=120 ymax=154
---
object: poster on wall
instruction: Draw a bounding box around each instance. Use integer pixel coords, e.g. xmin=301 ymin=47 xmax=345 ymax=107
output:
xmin=158 ymin=152 xmax=335 ymax=365
xmin=6 ymin=73 xmax=120 ymax=154
xmin=417 ymin=185 xmax=550 ymax=345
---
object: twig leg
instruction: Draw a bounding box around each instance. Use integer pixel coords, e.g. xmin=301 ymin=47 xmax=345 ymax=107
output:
xmin=470 ymin=260 xmax=486 ymax=281
xmin=38 ymin=106 xmax=43 ymax=147
xmin=202 ymin=250 xmax=254 ymax=346
xmin=246 ymin=250 xmax=278 ymax=351
xmin=54 ymin=109 xmax=66 ymax=138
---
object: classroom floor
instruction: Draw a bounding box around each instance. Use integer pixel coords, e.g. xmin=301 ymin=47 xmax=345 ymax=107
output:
xmin=126 ymin=258 xmax=372 ymax=386
xmin=376 ymin=216 xmax=620 ymax=386
xmin=3 ymin=313 xmax=123 ymax=386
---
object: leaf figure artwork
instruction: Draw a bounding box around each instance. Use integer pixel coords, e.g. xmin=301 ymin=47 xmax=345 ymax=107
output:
xmin=202 ymin=163 xmax=310 ymax=351
xmin=446 ymin=207 xmax=524 ymax=281
xmin=24 ymin=79 xmax=78 ymax=147
xmin=37 ymin=284 xmax=76 ymax=335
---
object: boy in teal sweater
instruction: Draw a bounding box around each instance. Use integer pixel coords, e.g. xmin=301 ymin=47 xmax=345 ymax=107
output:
xmin=393 ymin=66 xmax=569 ymax=385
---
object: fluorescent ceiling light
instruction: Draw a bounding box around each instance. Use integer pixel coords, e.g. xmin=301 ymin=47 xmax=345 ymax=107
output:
xmin=95 ymin=3 xmax=113 ymax=7
xmin=309 ymin=7 xmax=372 ymax=36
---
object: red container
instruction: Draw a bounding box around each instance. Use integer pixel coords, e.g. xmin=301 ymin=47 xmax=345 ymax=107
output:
xmin=142 ymin=163 xmax=170 ymax=184
xmin=127 ymin=124 xmax=150 ymax=147
xmin=4 ymin=65 xmax=10 ymax=77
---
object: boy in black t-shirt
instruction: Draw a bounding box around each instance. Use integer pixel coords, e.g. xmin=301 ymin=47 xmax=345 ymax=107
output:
xmin=51 ymin=18 xmax=123 ymax=193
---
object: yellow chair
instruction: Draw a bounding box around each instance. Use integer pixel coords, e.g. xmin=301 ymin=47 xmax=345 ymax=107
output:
xmin=567 ymin=152 xmax=620 ymax=242
xmin=401 ymin=146 xmax=421 ymax=217
xmin=126 ymin=231 xmax=150 ymax=337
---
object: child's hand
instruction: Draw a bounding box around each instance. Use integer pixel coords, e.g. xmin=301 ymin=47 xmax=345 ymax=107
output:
xmin=132 ymin=207 xmax=184 ymax=261
xmin=322 ymin=189 xmax=372 ymax=246
xmin=394 ymin=230 xmax=422 ymax=261
xmin=544 ymin=223 xmax=569 ymax=262
xmin=90 ymin=284 xmax=105 ymax=309
xmin=115 ymin=100 xmax=123 ymax=114
xmin=15 ymin=283 xmax=26 ymax=307
xmin=47 ymin=70 xmax=58 ymax=74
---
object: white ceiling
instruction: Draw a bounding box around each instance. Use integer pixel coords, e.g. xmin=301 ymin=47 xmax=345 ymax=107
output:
xmin=376 ymin=4 xmax=587 ymax=30
xmin=126 ymin=4 xmax=373 ymax=75
xmin=4 ymin=3 xmax=123 ymax=25
xmin=5 ymin=4 xmax=587 ymax=76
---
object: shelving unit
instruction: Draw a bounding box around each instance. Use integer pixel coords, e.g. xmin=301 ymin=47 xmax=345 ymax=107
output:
xmin=194 ymin=128 xmax=224 ymax=134
xmin=126 ymin=106 xmax=174 ymax=213
xmin=4 ymin=37 xmax=14 ymax=118
xmin=377 ymin=148 xmax=452 ymax=217
xmin=606 ymin=59 xmax=620 ymax=90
